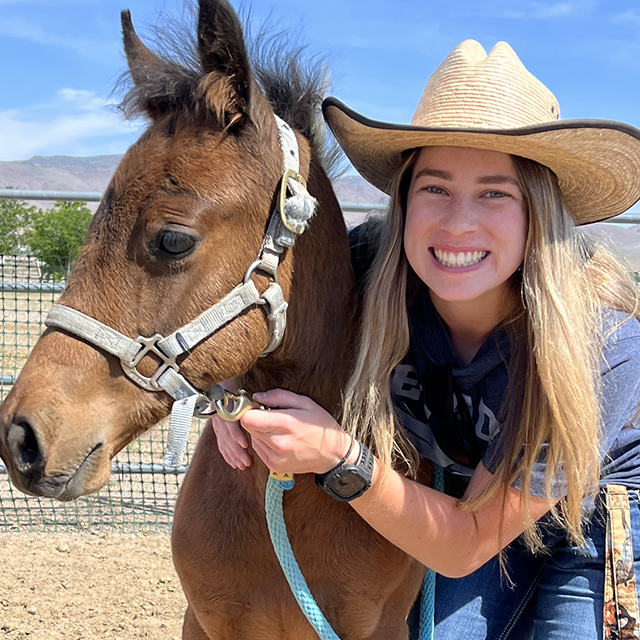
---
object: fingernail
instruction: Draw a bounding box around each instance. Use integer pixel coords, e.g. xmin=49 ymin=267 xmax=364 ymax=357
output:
xmin=253 ymin=391 xmax=266 ymax=399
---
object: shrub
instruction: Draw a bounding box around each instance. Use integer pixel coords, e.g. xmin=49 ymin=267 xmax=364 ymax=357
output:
xmin=0 ymin=188 xmax=37 ymax=255
xmin=24 ymin=201 xmax=93 ymax=281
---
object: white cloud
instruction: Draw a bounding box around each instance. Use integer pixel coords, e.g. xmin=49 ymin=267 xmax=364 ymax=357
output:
xmin=0 ymin=89 xmax=144 ymax=161
xmin=0 ymin=17 xmax=118 ymax=61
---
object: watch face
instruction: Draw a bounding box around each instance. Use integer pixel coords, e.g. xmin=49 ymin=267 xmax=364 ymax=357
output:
xmin=333 ymin=469 xmax=367 ymax=498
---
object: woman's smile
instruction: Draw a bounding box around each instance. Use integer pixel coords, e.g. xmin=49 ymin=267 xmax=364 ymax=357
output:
xmin=431 ymin=248 xmax=489 ymax=269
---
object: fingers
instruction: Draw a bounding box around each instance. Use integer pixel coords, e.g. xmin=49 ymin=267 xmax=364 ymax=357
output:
xmin=241 ymin=393 xmax=338 ymax=434
xmin=210 ymin=416 xmax=252 ymax=470
xmin=249 ymin=433 xmax=301 ymax=475
xmin=252 ymin=388 xmax=313 ymax=410
xmin=229 ymin=421 xmax=250 ymax=448
xmin=240 ymin=406 xmax=294 ymax=432
xmin=249 ymin=437 xmax=277 ymax=472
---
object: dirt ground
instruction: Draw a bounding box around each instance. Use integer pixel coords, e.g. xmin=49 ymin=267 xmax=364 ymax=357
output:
xmin=0 ymin=532 xmax=187 ymax=639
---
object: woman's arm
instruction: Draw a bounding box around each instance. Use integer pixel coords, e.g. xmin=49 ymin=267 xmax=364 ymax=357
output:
xmin=240 ymin=388 xmax=555 ymax=579
xmin=351 ymin=460 xmax=553 ymax=578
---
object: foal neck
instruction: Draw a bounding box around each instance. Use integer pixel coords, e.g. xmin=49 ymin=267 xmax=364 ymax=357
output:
xmin=243 ymin=157 xmax=357 ymax=418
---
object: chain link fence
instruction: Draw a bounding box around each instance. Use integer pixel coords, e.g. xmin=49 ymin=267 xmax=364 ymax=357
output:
xmin=0 ymin=255 xmax=204 ymax=533
xmin=1 ymin=188 xmax=639 ymax=534
xmin=0 ymin=191 xmax=391 ymax=535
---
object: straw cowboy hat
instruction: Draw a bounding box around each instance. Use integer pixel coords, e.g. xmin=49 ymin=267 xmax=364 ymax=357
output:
xmin=323 ymin=40 xmax=640 ymax=224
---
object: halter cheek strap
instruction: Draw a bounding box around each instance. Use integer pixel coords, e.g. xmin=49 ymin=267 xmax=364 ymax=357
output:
xmin=44 ymin=114 xmax=317 ymax=466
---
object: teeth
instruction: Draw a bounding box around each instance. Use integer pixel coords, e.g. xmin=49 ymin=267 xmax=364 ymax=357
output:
xmin=433 ymin=249 xmax=487 ymax=268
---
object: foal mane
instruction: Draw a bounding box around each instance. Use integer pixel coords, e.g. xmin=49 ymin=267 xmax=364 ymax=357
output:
xmin=116 ymin=9 xmax=343 ymax=177
xmin=250 ymin=35 xmax=344 ymax=178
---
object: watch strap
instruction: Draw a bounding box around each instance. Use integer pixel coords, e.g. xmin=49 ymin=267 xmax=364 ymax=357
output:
xmin=315 ymin=440 xmax=374 ymax=502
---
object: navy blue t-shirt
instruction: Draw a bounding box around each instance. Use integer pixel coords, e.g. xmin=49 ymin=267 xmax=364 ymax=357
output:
xmin=350 ymin=224 xmax=640 ymax=498
xmin=393 ymin=290 xmax=640 ymax=498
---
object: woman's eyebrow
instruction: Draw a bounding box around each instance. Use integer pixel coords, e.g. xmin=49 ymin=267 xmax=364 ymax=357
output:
xmin=413 ymin=169 xmax=520 ymax=187
xmin=477 ymin=175 xmax=521 ymax=186
xmin=413 ymin=168 xmax=452 ymax=180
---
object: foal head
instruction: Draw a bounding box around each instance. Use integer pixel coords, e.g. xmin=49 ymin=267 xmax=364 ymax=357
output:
xmin=0 ymin=0 xmax=348 ymax=500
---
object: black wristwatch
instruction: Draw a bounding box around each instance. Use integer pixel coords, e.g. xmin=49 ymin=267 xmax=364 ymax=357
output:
xmin=315 ymin=440 xmax=374 ymax=502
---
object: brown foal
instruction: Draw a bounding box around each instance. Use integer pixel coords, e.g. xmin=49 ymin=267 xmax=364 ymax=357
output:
xmin=0 ymin=1 xmax=425 ymax=637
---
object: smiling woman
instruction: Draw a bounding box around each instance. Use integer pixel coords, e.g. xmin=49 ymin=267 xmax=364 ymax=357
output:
xmin=216 ymin=38 xmax=640 ymax=639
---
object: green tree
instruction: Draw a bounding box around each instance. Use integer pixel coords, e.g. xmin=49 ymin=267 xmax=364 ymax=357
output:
xmin=24 ymin=201 xmax=93 ymax=281
xmin=0 ymin=188 xmax=37 ymax=255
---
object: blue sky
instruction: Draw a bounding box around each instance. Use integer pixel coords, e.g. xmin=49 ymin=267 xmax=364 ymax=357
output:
xmin=2 ymin=0 xmax=640 ymax=165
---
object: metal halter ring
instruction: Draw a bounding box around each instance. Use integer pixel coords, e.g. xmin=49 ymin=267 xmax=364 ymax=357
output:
xmin=244 ymin=259 xmax=279 ymax=286
xmin=215 ymin=389 xmax=266 ymax=422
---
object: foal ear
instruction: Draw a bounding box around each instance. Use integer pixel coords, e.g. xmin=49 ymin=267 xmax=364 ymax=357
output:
xmin=197 ymin=0 xmax=252 ymax=123
xmin=121 ymin=10 xmax=167 ymax=89
xmin=121 ymin=10 xmax=179 ymax=119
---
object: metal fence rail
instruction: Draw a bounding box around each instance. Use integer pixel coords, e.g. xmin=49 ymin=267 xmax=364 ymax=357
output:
xmin=2 ymin=187 xmax=640 ymax=222
xmin=0 ymin=189 xmax=104 ymax=202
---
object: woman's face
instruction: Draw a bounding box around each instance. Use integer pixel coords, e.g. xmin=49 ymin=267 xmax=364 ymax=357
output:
xmin=404 ymin=146 xmax=528 ymax=309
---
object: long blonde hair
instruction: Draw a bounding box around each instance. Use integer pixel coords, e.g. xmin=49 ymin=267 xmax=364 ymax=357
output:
xmin=342 ymin=149 xmax=640 ymax=547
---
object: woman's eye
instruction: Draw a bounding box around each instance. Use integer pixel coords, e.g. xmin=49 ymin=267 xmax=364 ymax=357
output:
xmin=425 ymin=185 xmax=447 ymax=195
xmin=154 ymin=230 xmax=198 ymax=257
xmin=485 ymin=190 xmax=508 ymax=199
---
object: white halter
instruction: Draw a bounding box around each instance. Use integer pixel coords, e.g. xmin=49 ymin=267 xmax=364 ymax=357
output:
xmin=45 ymin=115 xmax=317 ymax=466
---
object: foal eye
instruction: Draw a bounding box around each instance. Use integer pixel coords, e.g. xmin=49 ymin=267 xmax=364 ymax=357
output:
xmin=154 ymin=229 xmax=198 ymax=258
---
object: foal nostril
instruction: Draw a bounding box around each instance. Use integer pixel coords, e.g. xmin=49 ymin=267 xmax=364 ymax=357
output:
xmin=7 ymin=420 xmax=46 ymax=474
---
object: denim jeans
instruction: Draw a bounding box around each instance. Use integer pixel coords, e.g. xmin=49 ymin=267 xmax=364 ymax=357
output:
xmin=409 ymin=490 xmax=640 ymax=640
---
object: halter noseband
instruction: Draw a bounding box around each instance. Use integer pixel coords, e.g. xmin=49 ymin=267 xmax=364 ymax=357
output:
xmin=44 ymin=115 xmax=318 ymax=465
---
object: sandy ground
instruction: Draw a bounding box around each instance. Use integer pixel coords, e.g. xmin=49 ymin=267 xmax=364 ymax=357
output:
xmin=0 ymin=532 xmax=187 ymax=639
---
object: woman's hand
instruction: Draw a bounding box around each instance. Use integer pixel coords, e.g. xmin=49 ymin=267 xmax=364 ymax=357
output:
xmin=240 ymin=389 xmax=352 ymax=475
xmin=210 ymin=415 xmax=252 ymax=470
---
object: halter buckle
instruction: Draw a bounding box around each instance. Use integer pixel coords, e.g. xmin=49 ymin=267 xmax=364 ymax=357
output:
xmin=120 ymin=334 xmax=179 ymax=392
xmin=278 ymin=168 xmax=307 ymax=233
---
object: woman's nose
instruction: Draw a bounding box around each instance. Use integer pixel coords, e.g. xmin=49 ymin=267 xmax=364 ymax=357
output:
xmin=440 ymin=198 xmax=479 ymax=234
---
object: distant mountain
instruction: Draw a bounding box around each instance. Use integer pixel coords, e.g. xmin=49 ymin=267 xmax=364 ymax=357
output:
xmin=0 ymin=153 xmax=390 ymax=226
xmin=0 ymin=155 xmax=122 ymax=192
xmin=332 ymin=175 xmax=387 ymax=205
xmin=0 ymin=154 xmax=388 ymax=203
xmin=1 ymin=154 xmax=637 ymax=270
xmin=585 ymin=223 xmax=640 ymax=273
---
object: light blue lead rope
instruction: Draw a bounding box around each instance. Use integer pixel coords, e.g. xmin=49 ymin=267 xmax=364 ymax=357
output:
xmin=419 ymin=465 xmax=445 ymax=640
xmin=265 ymin=476 xmax=341 ymax=640
xmin=265 ymin=467 xmax=445 ymax=640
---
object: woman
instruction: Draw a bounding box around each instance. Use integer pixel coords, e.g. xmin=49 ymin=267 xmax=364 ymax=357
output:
xmin=214 ymin=40 xmax=640 ymax=639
